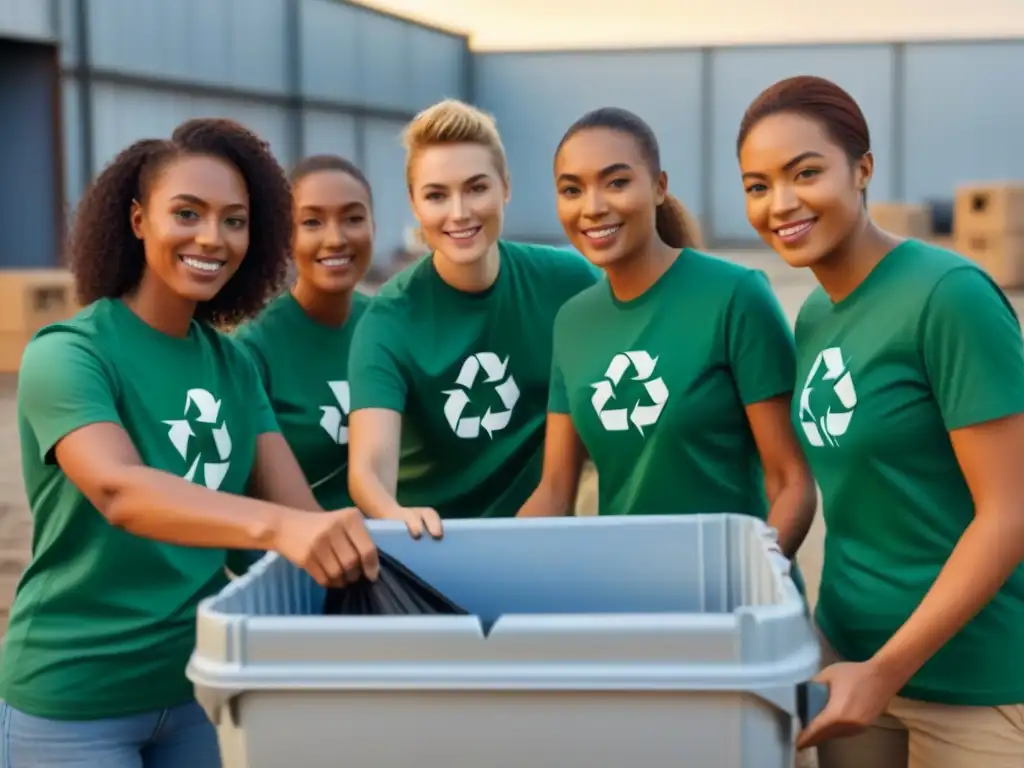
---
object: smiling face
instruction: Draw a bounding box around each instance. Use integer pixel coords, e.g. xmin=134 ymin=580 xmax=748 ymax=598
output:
xmin=554 ymin=127 xmax=666 ymax=269
xmin=739 ymin=111 xmax=872 ymax=268
xmin=130 ymin=153 xmax=250 ymax=303
xmin=407 ymin=142 xmax=508 ymax=267
xmin=292 ymin=169 xmax=374 ymax=294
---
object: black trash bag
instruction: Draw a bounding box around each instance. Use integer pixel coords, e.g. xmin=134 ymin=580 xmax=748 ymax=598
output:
xmin=323 ymin=550 xmax=470 ymax=616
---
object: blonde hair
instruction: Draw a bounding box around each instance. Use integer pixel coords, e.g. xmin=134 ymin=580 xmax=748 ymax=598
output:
xmin=401 ymin=98 xmax=509 ymax=189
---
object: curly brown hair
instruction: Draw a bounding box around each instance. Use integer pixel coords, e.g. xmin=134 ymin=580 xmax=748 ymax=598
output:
xmin=67 ymin=117 xmax=292 ymax=327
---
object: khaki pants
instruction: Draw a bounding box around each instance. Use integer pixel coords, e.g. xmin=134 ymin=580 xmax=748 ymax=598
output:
xmin=812 ymin=628 xmax=1024 ymax=768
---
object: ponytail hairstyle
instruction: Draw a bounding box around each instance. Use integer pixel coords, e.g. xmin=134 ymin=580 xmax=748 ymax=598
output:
xmin=555 ymin=107 xmax=702 ymax=249
xmin=68 ymin=117 xmax=292 ymax=326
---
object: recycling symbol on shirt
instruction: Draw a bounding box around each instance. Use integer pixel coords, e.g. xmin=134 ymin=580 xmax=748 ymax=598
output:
xmin=798 ymin=346 xmax=858 ymax=448
xmin=442 ymin=352 xmax=520 ymax=439
xmin=319 ymin=381 xmax=350 ymax=445
xmin=162 ymin=388 xmax=232 ymax=490
xmin=590 ymin=350 xmax=669 ymax=436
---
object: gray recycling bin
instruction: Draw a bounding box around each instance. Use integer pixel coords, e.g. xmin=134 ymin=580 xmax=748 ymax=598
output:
xmin=188 ymin=514 xmax=822 ymax=767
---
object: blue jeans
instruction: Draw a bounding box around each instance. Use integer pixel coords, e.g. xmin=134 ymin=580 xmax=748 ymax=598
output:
xmin=0 ymin=700 xmax=221 ymax=767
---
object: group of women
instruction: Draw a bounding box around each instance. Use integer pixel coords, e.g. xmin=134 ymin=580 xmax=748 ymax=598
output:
xmin=0 ymin=73 xmax=1019 ymax=768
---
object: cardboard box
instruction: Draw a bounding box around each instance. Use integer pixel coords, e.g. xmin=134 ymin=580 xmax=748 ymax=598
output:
xmin=928 ymin=235 xmax=957 ymax=252
xmin=870 ymin=202 xmax=932 ymax=239
xmin=954 ymin=231 xmax=1024 ymax=289
xmin=0 ymin=270 xmax=77 ymax=334
xmin=0 ymin=270 xmax=79 ymax=373
xmin=0 ymin=331 xmax=35 ymax=374
xmin=953 ymin=182 xmax=1024 ymax=236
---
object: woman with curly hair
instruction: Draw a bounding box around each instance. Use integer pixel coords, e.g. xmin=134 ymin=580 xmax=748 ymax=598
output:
xmin=0 ymin=118 xmax=380 ymax=767
xmin=235 ymin=154 xmax=375 ymax=510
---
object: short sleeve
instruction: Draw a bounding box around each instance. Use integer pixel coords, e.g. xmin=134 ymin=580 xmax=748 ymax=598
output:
xmin=726 ymin=270 xmax=797 ymax=405
xmin=921 ymin=267 xmax=1024 ymax=430
xmin=548 ymin=356 xmax=570 ymax=414
xmin=233 ymin=328 xmax=271 ymax=393
xmin=563 ymin=253 xmax=603 ymax=296
xmin=17 ymin=331 xmax=122 ymax=463
xmin=230 ymin=342 xmax=280 ymax=436
xmin=249 ymin=365 xmax=281 ymax=436
xmin=347 ymin=306 xmax=409 ymax=413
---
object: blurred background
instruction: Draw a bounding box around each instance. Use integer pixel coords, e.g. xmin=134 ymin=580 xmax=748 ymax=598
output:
xmin=0 ymin=0 xmax=1022 ymax=632
xmin=2 ymin=0 xmax=1023 ymax=269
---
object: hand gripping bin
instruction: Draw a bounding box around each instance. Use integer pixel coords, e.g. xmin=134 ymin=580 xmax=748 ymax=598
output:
xmin=188 ymin=514 xmax=826 ymax=768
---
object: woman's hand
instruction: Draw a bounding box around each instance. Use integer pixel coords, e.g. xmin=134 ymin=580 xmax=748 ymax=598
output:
xmin=796 ymin=659 xmax=903 ymax=749
xmin=385 ymin=506 xmax=444 ymax=540
xmin=273 ymin=507 xmax=381 ymax=586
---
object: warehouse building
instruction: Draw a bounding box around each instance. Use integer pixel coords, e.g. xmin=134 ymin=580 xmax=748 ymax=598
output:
xmin=0 ymin=0 xmax=1022 ymax=267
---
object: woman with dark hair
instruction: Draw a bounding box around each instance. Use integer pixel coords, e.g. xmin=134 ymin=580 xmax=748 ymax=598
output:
xmin=235 ymin=154 xmax=374 ymax=510
xmin=518 ymin=107 xmax=817 ymax=572
xmin=0 ymin=119 xmax=379 ymax=766
xmin=738 ymin=75 xmax=1024 ymax=766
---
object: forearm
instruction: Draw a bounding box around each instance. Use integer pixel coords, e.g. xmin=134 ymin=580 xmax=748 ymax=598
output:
xmin=872 ymin=509 xmax=1024 ymax=686
xmin=518 ymin=414 xmax=586 ymax=518
xmin=103 ymin=465 xmax=290 ymax=550
xmin=247 ymin=434 xmax=323 ymax=512
xmin=765 ymin=477 xmax=817 ymax=558
xmin=518 ymin=481 xmax=575 ymax=517
xmin=349 ymin=459 xmax=400 ymax=519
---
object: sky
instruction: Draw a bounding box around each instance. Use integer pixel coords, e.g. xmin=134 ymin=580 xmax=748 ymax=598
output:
xmin=353 ymin=0 xmax=1024 ymax=50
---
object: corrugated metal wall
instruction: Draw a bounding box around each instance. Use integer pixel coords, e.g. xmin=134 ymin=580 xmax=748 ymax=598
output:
xmin=475 ymin=50 xmax=704 ymax=242
xmin=476 ymin=40 xmax=1024 ymax=245
xmin=1 ymin=0 xmax=470 ymax=266
xmin=0 ymin=0 xmax=50 ymax=42
xmin=3 ymin=0 xmax=1023 ymax=256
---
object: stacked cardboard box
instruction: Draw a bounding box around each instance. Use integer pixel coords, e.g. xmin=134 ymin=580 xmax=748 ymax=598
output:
xmin=953 ymin=182 xmax=1024 ymax=288
xmin=869 ymin=202 xmax=933 ymax=239
xmin=0 ymin=270 xmax=79 ymax=373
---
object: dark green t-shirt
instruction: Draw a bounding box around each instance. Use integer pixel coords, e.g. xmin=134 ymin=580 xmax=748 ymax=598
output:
xmin=348 ymin=241 xmax=601 ymax=518
xmin=795 ymin=239 xmax=1024 ymax=706
xmin=0 ymin=298 xmax=279 ymax=720
xmin=549 ymin=248 xmax=796 ymax=518
xmin=235 ymin=290 xmax=370 ymax=510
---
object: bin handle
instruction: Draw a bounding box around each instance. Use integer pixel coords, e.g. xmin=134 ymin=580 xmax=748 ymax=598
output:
xmin=797 ymin=681 xmax=829 ymax=727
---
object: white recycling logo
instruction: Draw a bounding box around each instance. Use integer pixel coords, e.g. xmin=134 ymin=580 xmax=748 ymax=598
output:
xmin=442 ymin=352 xmax=520 ymax=439
xmin=798 ymin=346 xmax=857 ymax=448
xmin=319 ymin=381 xmax=350 ymax=445
xmin=590 ymin=350 xmax=669 ymax=436
xmin=163 ymin=388 xmax=232 ymax=490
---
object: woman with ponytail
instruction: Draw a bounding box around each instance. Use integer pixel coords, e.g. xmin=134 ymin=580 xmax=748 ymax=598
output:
xmin=0 ymin=118 xmax=379 ymax=766
xmin=518 ymin=107 xmax=816 ymax=565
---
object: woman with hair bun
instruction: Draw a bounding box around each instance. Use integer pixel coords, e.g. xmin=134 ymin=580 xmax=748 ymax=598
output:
xmin=0 ymin=118 xmax=379 ymax=766
xmin=518 ymin=107 xmax=817 ymax=576
xmin=738 ymin=75 xmax=1024 ymax=766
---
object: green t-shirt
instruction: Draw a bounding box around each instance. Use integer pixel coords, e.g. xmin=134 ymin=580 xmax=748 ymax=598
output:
xmin=795 ymin=239 xmax=1024 ymax=706
xmin=0 ymin=298 xmax=279 ymax=720
xmin=549 ymin=248 xmax=796 ymax=518
xmin=348 ymin=241 xmax=601 ymax=518
xmin=234 ymin=290 xmax=370 ymax=510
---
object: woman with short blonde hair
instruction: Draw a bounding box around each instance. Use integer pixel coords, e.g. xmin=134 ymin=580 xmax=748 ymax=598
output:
xmin=347 ymin=98 xmax=601 ymax=534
